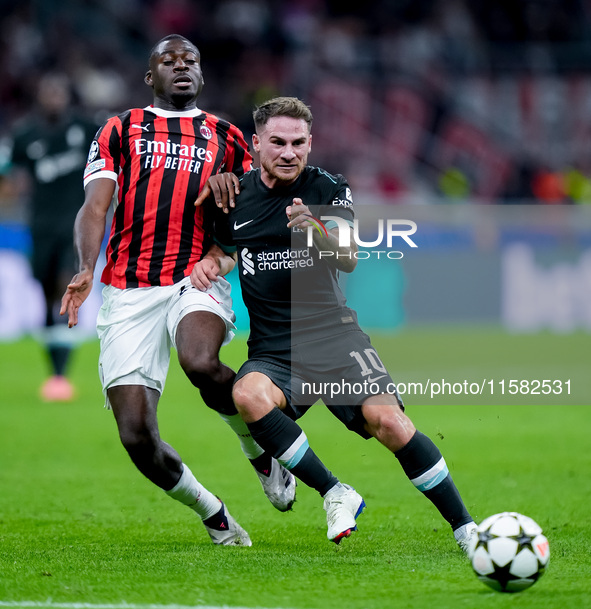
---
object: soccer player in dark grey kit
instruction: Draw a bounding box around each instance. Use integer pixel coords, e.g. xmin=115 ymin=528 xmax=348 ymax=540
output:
xmin=5 ymin=73 xmax=97 ymax=401
xmin=196 ymin=96 xmax=476 ymax=548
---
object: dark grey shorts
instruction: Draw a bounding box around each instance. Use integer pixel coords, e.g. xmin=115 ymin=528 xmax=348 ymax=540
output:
xmin=235 ymin=328 xmax=403 ymax=438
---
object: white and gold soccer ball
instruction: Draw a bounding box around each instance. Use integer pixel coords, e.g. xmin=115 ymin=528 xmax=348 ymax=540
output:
xmin=469 ymin=511 xmax=550 ymax=593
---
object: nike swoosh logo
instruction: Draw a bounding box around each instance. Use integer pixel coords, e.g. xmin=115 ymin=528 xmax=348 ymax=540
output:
xmin=131 ymin=123 xmax=150 ymax=131
xmin=367 ymin=374 xmax=387 ymax=383
xmin=234 ymin=219 xmax=254 ymax=230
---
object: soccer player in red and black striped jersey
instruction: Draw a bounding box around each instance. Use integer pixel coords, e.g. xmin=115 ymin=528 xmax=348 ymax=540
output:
xmin=60 ymin=35 xmax=294 ymax=545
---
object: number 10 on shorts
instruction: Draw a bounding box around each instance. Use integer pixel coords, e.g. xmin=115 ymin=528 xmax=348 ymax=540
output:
xmin=349 ymin=348 xmax=387 ymax=381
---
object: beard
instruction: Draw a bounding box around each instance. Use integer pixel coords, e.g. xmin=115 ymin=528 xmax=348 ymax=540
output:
xmin=261 ymin=159 xmax=306 ymax=186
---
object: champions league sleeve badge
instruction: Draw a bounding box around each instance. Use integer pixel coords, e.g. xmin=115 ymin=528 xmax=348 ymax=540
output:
xmin=87 ymin=140 xmax=99 ymax=163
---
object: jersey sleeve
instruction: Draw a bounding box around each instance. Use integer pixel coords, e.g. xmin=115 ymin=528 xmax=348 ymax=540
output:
xmin=224 ymin=124 xmax=253 ymax=178
xmin=83 ymin=115 xmax=122 ymax=187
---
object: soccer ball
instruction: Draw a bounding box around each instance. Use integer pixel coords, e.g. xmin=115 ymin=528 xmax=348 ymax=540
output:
xmin=469 ymin=511 xmax=550 ymax=592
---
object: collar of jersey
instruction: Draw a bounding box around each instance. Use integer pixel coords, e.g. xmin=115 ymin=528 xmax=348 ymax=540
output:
xmin=145 ymin=105 xmax=203 ymax=118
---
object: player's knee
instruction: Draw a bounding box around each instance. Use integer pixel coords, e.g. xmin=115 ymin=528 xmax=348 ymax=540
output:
xmin=117 ymin=420 xmax=157 ymax=455
xmin=232 ymin=381 xmax=258 ymax=412
xmin=178 ymin=351 xmax=221 ymax=386
xmin=374 ymin=411 xmax=403 ymax=437
xmin=363 ymin=401 xmax=414 ymax=449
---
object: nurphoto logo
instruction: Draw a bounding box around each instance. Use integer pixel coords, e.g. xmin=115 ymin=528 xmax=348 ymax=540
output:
xmin=305 ymin=215 xmax=418 ymax=260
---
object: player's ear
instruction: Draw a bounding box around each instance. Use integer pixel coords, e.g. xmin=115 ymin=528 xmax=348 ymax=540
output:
xmin=308 ymin=133 xmax=312 ymax=152
xmin=144 ymin=70 xmax=153 ymax=87
xmin=252 ymin=133 xmax=260 ymax=153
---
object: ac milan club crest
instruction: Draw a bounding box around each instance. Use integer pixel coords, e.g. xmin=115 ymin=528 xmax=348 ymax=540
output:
xmin=200 ymin=123 xmax=212 ymax=139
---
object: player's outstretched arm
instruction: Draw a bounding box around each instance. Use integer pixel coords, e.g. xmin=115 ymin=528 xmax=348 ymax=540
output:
xmin=287 ymin=198 xmax=358 ymax=272
xmin=194 ymin=173 xmax=241 ymax=213
xmin=190 ymin=243 xmax=237 ymax=291
xmin=60 ymin=178 xmax=115 ymax=327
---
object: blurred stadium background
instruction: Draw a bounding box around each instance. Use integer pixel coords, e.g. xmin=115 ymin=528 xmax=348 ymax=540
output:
xmin=0 ymin=6 xmax=590 ymax=606
xmin=0 ymin=0 xmax=589 ymax=350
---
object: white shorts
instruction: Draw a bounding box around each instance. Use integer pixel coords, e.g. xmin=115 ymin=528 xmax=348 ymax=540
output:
xmin=96 ymin=276 xmax=235 ymax=408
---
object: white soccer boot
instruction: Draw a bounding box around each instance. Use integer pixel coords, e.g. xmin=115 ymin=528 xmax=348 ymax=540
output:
xmin=256 ymin=458 xmax=297 ymax=512
xmin=454 ymin=521 xmax=477 ymax=556
xmin=323 ymin=483 xmax=366 ymax=544
xmin=203 ymin=502 xmax=252 ymax=546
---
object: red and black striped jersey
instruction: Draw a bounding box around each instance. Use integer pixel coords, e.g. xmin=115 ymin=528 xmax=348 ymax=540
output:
xmin=84 ymin=105 xmax=252 ymax=288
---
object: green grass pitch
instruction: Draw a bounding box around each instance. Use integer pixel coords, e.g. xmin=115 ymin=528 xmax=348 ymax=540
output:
xmin=0 ymin=329 xmax=590 ymax=609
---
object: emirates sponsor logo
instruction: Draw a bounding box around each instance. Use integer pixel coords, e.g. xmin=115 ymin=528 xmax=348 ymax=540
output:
xmin=134 ymin=137 xmax=214 ymax=173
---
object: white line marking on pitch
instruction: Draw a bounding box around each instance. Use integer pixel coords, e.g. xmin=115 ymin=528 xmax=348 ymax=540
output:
xmin=0 ymin=603 xmax=290 ymax=609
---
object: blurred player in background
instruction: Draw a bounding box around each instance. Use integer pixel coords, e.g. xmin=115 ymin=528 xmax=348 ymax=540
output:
xmin=61 ymin=35 xmax=294 ymax=546
xmin=5 ymin=73 xmax=97 ymax=401
xmin=196 ymin=96 xmax=476 ymax=549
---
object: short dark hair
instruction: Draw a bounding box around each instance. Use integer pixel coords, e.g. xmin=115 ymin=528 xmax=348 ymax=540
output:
xmin=148 ymin=34 xmax=199 ymax=67
xmin=253 ymin=97 xmax=313 ymax=132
